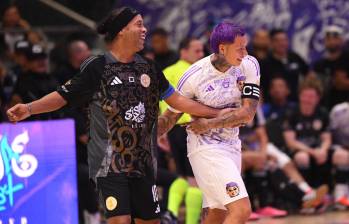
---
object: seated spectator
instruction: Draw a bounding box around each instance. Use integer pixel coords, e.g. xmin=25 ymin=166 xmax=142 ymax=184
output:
xmin=241 ymin=107 xmax=327 ymax=219
xmin=263 ymin=77 xmax=295 ymax=149
xmin=10 ymin=44 xmax=61 ymax=120
xmin=313 ymin=25 xmax=349 ymax=109
xmin=329 ymin=102 xmax=349 ymax=209
xmin=260 ymin=28 xmax=309 ymax=102
xmin=283 ymin=78 xmax=332 ymax=189
xmin=263 ymin=77 xmax=295 ymax=120
xmin=150 ymin=28 xmax=178 ymax=70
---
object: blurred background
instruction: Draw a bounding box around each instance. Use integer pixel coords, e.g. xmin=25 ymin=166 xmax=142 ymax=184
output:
xmin=0 ymin=0 xmax=349 ymax=224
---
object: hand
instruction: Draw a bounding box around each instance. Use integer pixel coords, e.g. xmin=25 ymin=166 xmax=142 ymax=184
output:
xmin=187 ymin=118 xmax=210 ymax=134
xmin=312 ymin=149 xmax=328 ymax=165
xmin=217 ymin=107 xmax=235 ymax=117
xmin=7 ymin=104 xmax=30 ymax=123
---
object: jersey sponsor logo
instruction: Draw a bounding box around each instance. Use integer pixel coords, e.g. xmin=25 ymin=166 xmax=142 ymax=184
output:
xmin=105 ymin=196 xmax=118 ymax=211
xmin=125 ymin=102 xmax=146 ymax=123
xmin=226 ymin=182 xmax=240 ymax=198
xmin=110 ymin=76 xmax=123 ymax=85
xmin=140 ymin=74 xmax=151 ymax=87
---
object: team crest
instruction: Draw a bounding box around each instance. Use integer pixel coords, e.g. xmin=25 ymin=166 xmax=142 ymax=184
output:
xmin=226 ymin=182 xmax=240 ymax=198
xmin=313 ymin=119 xmax=323 ymax=131
xmin=140 ymin=74 xmax=151 ymax=87
xmin=106 ymin=196 xmax=118 ymax=211
xmin=237 ymin=76 xmax=246 ymax=91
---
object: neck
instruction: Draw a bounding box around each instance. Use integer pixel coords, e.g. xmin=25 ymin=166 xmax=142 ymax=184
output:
xmin=70 ymin=60 xmax=81 ymax=69
xmin=211 ymin=54 xmax=231 ymax=73
xmin=110 ymin=40 xmax=135 ymax=63
xmin=326 ymin=51 xmax=341 ymax=60
xmin=272 ymin=98 xmax=287 ymax=106
xmin=273 ymin=51 xmax=287 ymax=60
xmin=300 ymin=106 xmax=315 ymax=116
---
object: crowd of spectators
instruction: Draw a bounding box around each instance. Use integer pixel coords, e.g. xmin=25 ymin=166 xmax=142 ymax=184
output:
xmin=1 ymin=4 xmax=349 ymax=224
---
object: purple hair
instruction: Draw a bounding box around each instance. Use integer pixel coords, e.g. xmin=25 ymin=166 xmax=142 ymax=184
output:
xmin=210 ymin=22 xmax=246 ymax=53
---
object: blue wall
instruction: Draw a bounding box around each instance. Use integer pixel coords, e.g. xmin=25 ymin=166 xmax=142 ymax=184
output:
xmin=124 ymin=0 xmax=349 ymax=63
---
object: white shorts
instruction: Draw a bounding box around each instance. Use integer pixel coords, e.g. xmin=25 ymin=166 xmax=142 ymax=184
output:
xmin=267 ymin=143 xmax=291 ymax=168
xmin=188 ymin=146 xmax=248 ymax=209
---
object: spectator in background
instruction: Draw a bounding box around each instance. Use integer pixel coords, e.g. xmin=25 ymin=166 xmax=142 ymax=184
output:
xmin=54 ymin=39 xmax=92 ymax=85
xmin=0 ymin=5 xmax=42 ymax=62
xmin=242 ymin=107 xmax=326 ymax=219
xmin=313 ymin=25 xmax=349 ymax=109
xmin=10 ymin=44 xmax=61 ymax=120
xmin=249 ymin=29 xmax=270 ymax=61
xmin=329 ymin=102 xmax=349 ymax=209
xmin=283 ymin=78 xmax=332 ymax=190
xmin=150 ymin=28 xmax=178 ymax=70
xmin=261 ymin=29 xmax=309 ymax=102
xmin=160 ymin=37 xmax=204 ymax=224
xmin=263 ymin=77 xmax=296 ymax=150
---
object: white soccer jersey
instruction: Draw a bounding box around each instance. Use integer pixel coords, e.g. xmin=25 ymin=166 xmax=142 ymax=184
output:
xmin=330 ymin=102 xmax=349 ymax=147
xmin=177 ymin=54 xmax=260 ymax=155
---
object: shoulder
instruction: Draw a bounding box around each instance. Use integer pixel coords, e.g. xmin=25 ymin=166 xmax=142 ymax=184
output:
xmin=80 ymin=55 xmax=105 ymax=72
xmin=240 ymin=55 xmax=260 ymax=74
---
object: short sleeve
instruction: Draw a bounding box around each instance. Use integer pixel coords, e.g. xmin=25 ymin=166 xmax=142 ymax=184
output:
xmin=240 ymin=56 xmax=261 ymax=100
xmin=57 ymin=56 xmax=104 ymax=107
xmin=176 ymin=65 xmax=199 ymax=99
xmin=240 ymin=55 xmax=261 ymax=86
xmin=153 ymin=63 xmax=174 ymax=100
xmin=282 ymin=109 xmax=296 ymax=132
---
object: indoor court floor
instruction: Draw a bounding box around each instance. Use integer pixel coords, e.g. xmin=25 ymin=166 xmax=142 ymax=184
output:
xmin=248 ymin=211 xmax=349 ymax=224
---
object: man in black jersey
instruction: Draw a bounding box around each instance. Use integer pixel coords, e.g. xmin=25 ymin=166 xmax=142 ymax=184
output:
xmin=7 ymin=7 xmax=220 ymax=224
xmin=283 ymin=78 xmax=332 ymax=189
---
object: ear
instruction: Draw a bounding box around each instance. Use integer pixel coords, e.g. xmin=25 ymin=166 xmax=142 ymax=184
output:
xmin=218 ymin=43 xmax=225 ymax=55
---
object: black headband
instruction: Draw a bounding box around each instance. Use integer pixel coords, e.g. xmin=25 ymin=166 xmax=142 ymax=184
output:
xmin=108 ymin=7 xmax=139 ymax=38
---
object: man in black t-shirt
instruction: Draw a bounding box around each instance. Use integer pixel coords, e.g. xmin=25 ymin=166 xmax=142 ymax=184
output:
xmin=313 ymin=26 xmax=349 ymax=109
xmin=260 ymin=29 xmax=309 ymax=102
xmin=7 ymin=7 xmax=220 ymax=224
xmin=283 ymin=78 xmax=332 ymax=189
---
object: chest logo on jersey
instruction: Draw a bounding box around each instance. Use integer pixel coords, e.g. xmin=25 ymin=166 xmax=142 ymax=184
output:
xmin=110 ymin=76 xmax=123 ymax=85
xmin=205 ymin=85 xmax=215 ymax=92
xmin=125 ymin=102 xmax=146 ymax=123
xmin=140 ymin=74 xmax=151 ymax=87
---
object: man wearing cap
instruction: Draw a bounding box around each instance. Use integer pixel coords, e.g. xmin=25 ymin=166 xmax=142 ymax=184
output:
xmin=10 ymin=44 xmax=60 ymax=120
xmin=313 ymin=25 xmax=349 ymax=109
xmin=7 ymin=7 xmax=223 ymax=224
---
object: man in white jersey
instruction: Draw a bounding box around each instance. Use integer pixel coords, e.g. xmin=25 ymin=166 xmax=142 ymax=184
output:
xmin=158 ymin=22 xmax=260 ymax=224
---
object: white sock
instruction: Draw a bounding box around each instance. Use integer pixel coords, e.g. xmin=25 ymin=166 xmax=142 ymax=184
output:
xmin=334 ymin=184 xmax=349 ymax=201
xmin=298 ymin=181 xmax=312 ymax=193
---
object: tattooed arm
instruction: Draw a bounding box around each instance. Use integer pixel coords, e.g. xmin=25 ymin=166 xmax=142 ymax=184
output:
xmin=187 ymin=98 xmax=259 ymax=134
xmin=157 ymin=109 xmax=183 ymax=137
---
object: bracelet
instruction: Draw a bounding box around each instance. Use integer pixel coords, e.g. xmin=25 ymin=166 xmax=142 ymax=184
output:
xmin=26 ymin=103 xmax=32 ymax=115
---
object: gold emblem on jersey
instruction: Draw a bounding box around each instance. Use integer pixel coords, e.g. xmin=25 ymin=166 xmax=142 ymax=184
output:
xmin=140 ymin=74 xmax=151 ymax=87
xmin=106 ymin=196 xmax=118 ymax=211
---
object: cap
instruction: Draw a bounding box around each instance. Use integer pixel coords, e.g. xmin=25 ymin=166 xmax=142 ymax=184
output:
xmin=25 ymin=44 xmax=47 ymax=60
xmin=14 ymin=40 xmax=31 ymax=54
xmin=324 ymin=25 xmax=344 ymax=36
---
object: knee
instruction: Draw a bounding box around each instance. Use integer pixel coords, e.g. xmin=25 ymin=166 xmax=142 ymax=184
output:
xmin=333 ymin=149 xmax=349 ymax=166
xmin=293 ymin=152 xmax=310 ymax=168
xmin=228 ymin=200 xmax=251 ymax=222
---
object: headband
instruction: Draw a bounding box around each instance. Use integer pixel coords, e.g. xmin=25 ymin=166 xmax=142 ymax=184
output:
xmin=108 ymin=7 xmax=139 ymax=38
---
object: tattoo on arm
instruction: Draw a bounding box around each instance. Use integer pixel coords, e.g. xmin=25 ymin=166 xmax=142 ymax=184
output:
xmin=208 ymin=98 xmax=259 ymax=129
xmin=157 ymin=110 xmax=183 ymax=136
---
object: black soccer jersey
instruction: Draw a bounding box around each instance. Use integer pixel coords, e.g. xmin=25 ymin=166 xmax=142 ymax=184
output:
xmin=283 ymin=106 xmax=329 ymax=148
xmin=57 ymin=52 xmax=174 ymax=180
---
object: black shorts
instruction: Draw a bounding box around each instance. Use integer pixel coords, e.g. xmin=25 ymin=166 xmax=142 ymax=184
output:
xmin=96 ymin=174 xmax=161 ymax=220
xmin=168 ymin=125 xmax=194 ymax=176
